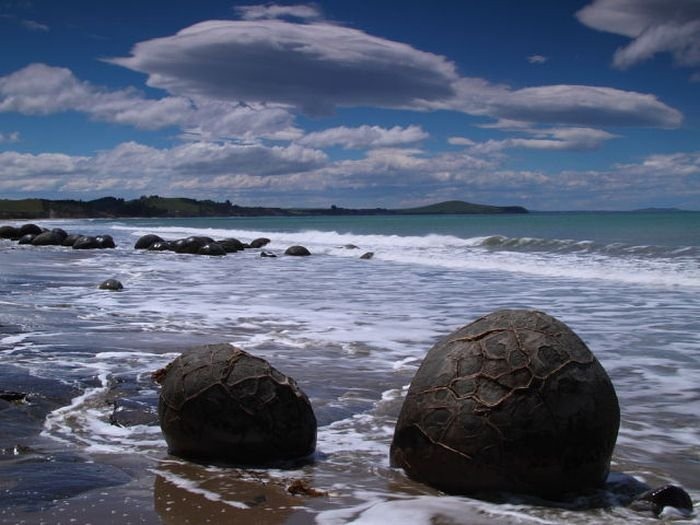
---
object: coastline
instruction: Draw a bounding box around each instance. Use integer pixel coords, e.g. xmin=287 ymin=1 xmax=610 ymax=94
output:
xmin=0 ymin=197 xmax=528 ymax=220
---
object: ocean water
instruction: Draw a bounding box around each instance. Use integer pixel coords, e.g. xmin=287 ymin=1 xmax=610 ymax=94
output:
xmin=0 ymin=212 xmax=698 ymax=524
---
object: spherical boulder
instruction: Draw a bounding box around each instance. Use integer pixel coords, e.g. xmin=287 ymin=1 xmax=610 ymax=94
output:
xmin=0 ymin=225 xmax=19 ymax=239
xmin=61 ymin=233 xmax=82 ymax=247
xmin=148 ymin=240 xmax=173 ymax=251
xmin=99 ymin=279 xmax=124 ymax=291
xmin=218 ymin=238 xmax=245 ymax=253
xmin=95 ymin=235 xmax=116 ymax=249
xmin=18 ymin=233 xmax=36 ymax=245
xmin=18 ymin=223 xmax=42 ymax=237
xmin=197 ymin=242 xmax=226 ymax=256
xmin=173 ymin=236 xmax=207 ymax=254
xmin=285 ymin=245 xmax=311 ymax=256
xmin=390 ymin=309 xmax=619 ymax=498
xmin=155 ymin=344 xmax=317 ymax=465
xmin=31 ymin=230 xmax=66 ymax=246
xmin=72 ymin=236 xmax=100 ymax=249
xmin=135 ymin=234 xmax=163 ymax=250
xmin=250 ymin=237 xmax=271 ymax=248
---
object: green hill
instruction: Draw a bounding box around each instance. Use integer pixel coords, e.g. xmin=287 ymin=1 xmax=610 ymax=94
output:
xmin=399 ymin=200 xmax=528 ymax=214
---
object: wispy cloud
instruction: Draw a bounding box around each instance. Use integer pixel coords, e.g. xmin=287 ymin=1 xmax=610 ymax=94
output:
xmin=0 ymin=131 xmax=20 ymax=143
xmin=577 ymin=0 xmax=700 ymax=77
xmin=235 ymin=3 xmax=323 ymax=21
xmin=0 ymin=13 xmax=48 ymax=31
xmin=527 ymin=54 xmax=548 ymax=64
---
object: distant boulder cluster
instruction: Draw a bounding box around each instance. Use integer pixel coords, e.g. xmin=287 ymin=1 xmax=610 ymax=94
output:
xmin=134 ymin=233 xmax=311 ymax=257
xmin=1 ymin=224 xmax=378 ymax=261
xmin=0 ymin=223 xmax=115 ymax=249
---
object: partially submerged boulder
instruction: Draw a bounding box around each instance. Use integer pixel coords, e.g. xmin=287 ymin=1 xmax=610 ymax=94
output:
xmin=18 ymin=224 xmax=42 ymax=237
xmin=285 ymin=245 xmax=311 ymax=256
xmin=390 ymin=309 xmax=620 ymax=498
xmin=155 ymin=344 xmax=317 ymax=465
xmin=31 ymin=230 xmax=67 ymax=246
xmin=99 ymin=279 xmax=124 ymax=291
xmin=0 ymin=225 xmax=20 ymax=239
xmin=135 ymin=234 xmax=163 ymax=250
xmin=72 ymin=236 xmax=101 ymax=249
xmin=198 ymin=242 xmax=226 ymax=256
xmin=218 ymin=238 xmax=245 ymax=253
xmin=250 ymin=238 xmax=271 ymax=248
xmin=95 ymin=235 xmax=116 ymax=249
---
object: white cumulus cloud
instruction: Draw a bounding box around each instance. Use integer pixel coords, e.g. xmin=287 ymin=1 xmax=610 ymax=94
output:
xmin=298 ymin=125 xmax=428 ymax=149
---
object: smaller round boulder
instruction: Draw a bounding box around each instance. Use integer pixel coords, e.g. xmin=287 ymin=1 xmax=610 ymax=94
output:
xmin=360 ymin=252 xmax=374 ymax=260
xmin=218 ymin=238 xmax=245 ymax=253
xmin=156 ymin=344 xmax=317 ymax=465
xmin=18 ymin=234 xmax=36 ymax=245
xmin=62 ymin=233 xmax=82 ymax=247
xmin=18 ymin=224 xmax=42 ymax=237
xmin=148 ymin=241 xmax=173 ymax=251
xmin=95 ymin=235 xmax=116 ymax=249
xmin=174 ymin=236 xmax=207 ymax=254
xmin=285 ymin=245 xmax=311 ymax=256
xmin=250 ymin=238 xmax=271 ymax=248
xmin=0 ymin=225 xmax=19 ymax=239
xmin=31 ymin=230 xmax=66 ymax=246
xmin=198 ymin=242 xmax=226 ymax=256
xmin=134 ymin=234 xmax=163 ymax=250
xmin=72 ymin=236 xmax=100 ymax=249
xmin=99 ymin=279 xmax=124 ymax=291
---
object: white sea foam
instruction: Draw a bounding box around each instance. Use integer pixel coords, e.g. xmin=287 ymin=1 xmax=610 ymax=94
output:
xmin=109 ymin=224 xmax=700 ymax=288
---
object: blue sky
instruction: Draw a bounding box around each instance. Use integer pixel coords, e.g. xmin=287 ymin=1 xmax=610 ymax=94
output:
xmin=0 ymin=0 xmax=699 ymax=210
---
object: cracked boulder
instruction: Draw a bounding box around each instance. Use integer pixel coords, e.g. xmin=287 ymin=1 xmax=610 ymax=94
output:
xmin=390 ymin=309 xmax=619 ymax=498
xmin=155 ymin=344 xmax=317 ymax=465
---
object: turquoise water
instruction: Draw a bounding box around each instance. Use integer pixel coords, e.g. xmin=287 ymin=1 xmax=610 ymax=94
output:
xmin=112 ymin=211 xmax=700 ymax=247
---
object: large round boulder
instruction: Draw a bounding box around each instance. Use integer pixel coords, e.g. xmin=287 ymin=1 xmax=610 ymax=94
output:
xmin=155 ymin=344 xmax=317 ymax=465
xmin=135 ymin=234 xmax=163 ymax=250
xmin=390 ymin=309 xmax=619 ymax=498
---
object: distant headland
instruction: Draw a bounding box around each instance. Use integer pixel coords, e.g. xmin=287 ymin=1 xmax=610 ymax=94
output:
xmin=0 ymin=196 xmax=528 ymax=219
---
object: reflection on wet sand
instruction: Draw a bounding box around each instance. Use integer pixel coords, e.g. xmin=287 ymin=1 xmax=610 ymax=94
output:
xmin=153 ymin=460 xmax=319 ymax=524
